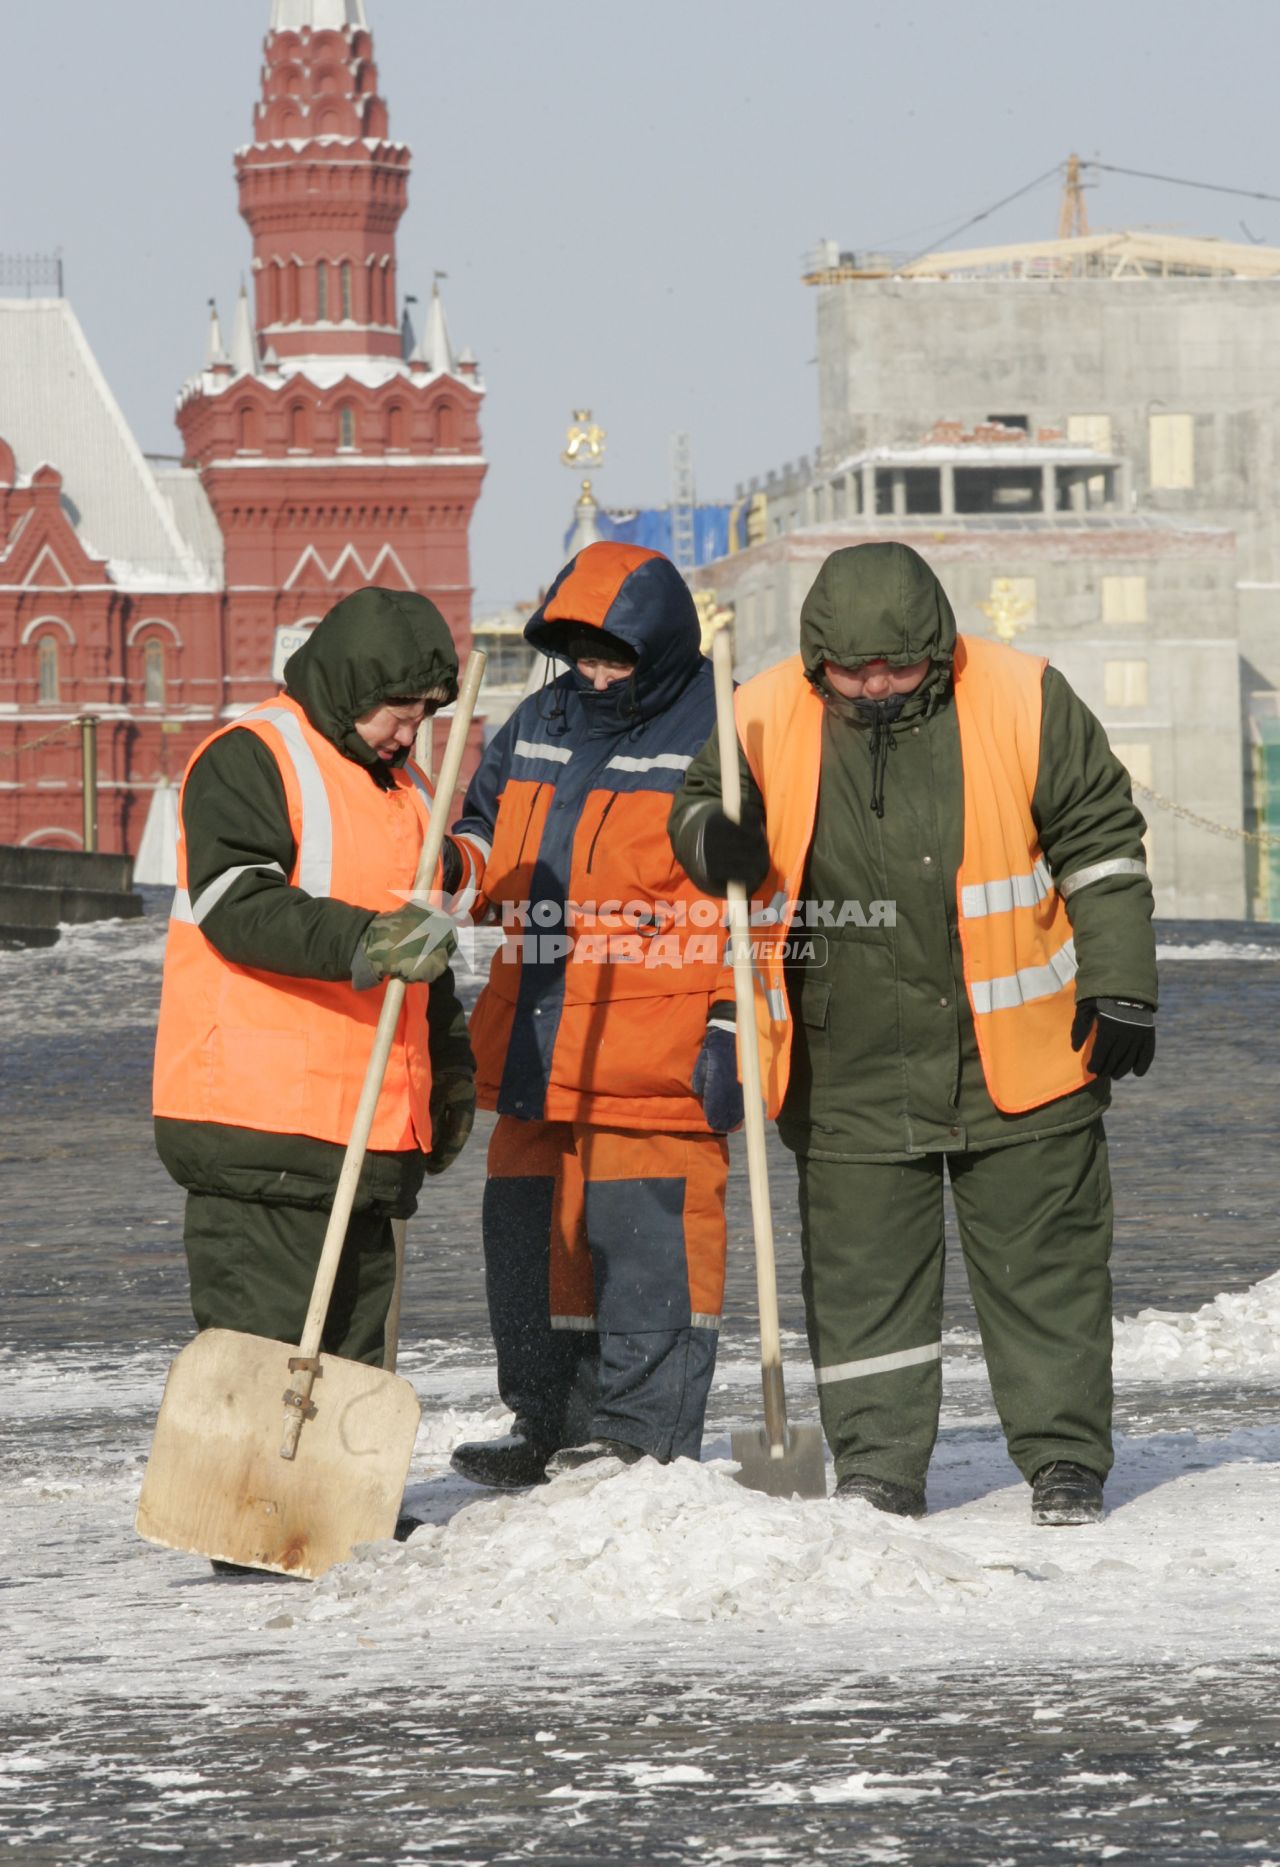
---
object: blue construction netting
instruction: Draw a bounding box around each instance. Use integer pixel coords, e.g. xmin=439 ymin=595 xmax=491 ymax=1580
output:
xmin=564 ymin=504 xmax=731 ymax=565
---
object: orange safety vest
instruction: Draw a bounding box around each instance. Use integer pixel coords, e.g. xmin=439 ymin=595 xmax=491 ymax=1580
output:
xmin=734 ymin=634 xmax=1092 ymax=1118
xmin=152 ymin=693 xmax=437 ymax=1152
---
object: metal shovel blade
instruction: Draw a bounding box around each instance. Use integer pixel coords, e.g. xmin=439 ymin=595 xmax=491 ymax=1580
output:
xmin=135 ymin=1328 xmax=422 ymax=1580
xmin=730 ymin=1421 xmax=828 ymax=1499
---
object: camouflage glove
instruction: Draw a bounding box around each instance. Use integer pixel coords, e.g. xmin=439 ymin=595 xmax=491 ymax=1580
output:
xmin=425 ymin=1070 xmax=477 ymax=1176
xmin=352 ymin=903 xmax=456 ymax=989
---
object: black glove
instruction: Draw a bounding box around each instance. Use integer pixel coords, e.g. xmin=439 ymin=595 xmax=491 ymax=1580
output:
xmin=691 ymin=1005 xmax=744 ymax=1133
xmin=424 ymin=964 xmax=477 ymax=1174
xmin=697 ymin=806 xmax=770 ymax=893
xmin=1071 ymin=997 xmax=1156 ymax=1080
xmin=425 ymin=1071 xmax=476 ymax=1175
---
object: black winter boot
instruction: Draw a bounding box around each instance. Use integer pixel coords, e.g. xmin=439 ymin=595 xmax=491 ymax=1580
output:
xmin=834 ymin=1473 xmax=926 ymax=1518
xmin=450 ymin=1421 xmax=553 ymax=1489
xmin=1031 ymin=1460 xmax=1104 ymax=1526
xmin=544 ymin=1438 xmax=651 ymax=1475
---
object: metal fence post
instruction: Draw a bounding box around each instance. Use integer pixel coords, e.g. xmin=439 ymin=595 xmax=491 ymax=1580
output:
xmin=80 ymin=715 xmax=98 ymax=853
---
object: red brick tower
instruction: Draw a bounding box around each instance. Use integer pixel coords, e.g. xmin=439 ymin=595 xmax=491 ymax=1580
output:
xmin=177 ymin=0 xmax=486 ymax=710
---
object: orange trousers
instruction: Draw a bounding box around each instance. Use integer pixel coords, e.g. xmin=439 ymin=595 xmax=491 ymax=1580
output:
xmin=482 ymin=1116 xmax=728 ymax=1461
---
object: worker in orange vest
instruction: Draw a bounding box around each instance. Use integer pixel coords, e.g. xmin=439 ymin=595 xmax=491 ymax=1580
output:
xmin=152 ymin=587 xmax=474 ymax=1369
xmin=671 ymin=542 xmax=1157 ymax=1526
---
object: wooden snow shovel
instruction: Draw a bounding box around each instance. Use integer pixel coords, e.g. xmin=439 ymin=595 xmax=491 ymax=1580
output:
xmin=711 ymin=624 xmax=827 ymax=1501
xmin=136 ymin=650 xmax=487 ymax=1578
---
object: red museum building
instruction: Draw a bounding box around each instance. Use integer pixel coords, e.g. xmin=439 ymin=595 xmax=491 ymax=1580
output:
xmin=0 ymin=0 xmax=485 ymax=859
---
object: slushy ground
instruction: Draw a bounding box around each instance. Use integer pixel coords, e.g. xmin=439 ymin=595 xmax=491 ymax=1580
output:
xmin=1 ymin=900 xmax=1277 ymax=1865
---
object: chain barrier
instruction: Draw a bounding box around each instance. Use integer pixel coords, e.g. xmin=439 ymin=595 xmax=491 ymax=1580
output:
xmin=0 ymin=721 xmax=81 ymax=761
xmin=4 ymin=726 xmax=1278 ymax=853
xmin=1131 ymin=780 xmax=1280 ymax=851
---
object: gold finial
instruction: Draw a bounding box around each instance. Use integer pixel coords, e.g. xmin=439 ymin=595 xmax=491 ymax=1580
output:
xmin=562 ymin=409 xmax=607 ymax=469
xmin=979 ymin=578 xmax=1034 ymax=645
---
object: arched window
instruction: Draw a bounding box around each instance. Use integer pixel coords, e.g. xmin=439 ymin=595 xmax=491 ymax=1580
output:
xmin=386 ymin=404 xmax=407 ymax=450
xmin=238 ymin=403 xmax=262 ymax=452
xmin=340 ymin=261 xmax=353 ymax=321
xmin=144 ymin=640 xmax=166 ymax=707
xmin=283 ymin=262 xmax=300 ymax=323
xmin=316 ymin=261 xmax=330 ymax=322
xmin=289 ymin=402 xmax=311 ymax=449
xmin=338 ymin=404 xmax=356 ymax=449
xmin=37 ymin=637 xmax=59 ymax=704
xmin=434 ymin=399 xmax=461 ymax=450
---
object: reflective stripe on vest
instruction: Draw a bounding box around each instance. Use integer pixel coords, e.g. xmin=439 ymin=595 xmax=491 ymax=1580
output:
xmin=950 ymin=635 xmax=1092 ymax=1111
xmin=253 ymin=705 xmax=334 ymax=896
xmin=167 ymin=704 xmax=333 ymax=924
xmin=968 ymin=936 xmax=1077 ymax=1015
xmin=960 ymin=856 xmax=1052 ymax=920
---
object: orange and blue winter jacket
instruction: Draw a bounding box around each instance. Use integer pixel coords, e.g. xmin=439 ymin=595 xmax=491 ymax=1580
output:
xmin=451 ymin=542 xmax=732 ymax=1130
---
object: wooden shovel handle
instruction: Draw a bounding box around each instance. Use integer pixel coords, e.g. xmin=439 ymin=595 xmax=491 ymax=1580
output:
xmin=281 ymin=649 xmax=487 ymax=1456
xmin=710 ymin=627 xmax=789 ymax=1452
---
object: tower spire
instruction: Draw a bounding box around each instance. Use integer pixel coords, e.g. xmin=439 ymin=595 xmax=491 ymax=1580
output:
xmin=238 ymin=0 xmax=405 ymax=361
xmin=423 ymin=280 xmax=456 ymax=376
xmin=229 ymin=281 xmax=260 ymax=377
xmin=205 ymin=299 xmax=228 ymax=367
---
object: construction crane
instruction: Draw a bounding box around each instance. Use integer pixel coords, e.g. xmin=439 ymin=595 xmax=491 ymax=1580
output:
xmin=670 ymin=431 xmax=696 ymax=572
xmin=1058 ymin=153 xmax=1090 ymax=239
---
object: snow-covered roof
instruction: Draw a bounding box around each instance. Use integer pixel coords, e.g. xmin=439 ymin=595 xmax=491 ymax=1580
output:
xmin=179 ymin=348 xmax=482 ymax=405
xmin=0 ymin=299 xmax=216 ymax=589
xmin=152 ymin=467 xmax=226 ymax=583
xmin=270 ymin=0 xmax=368 ymax=30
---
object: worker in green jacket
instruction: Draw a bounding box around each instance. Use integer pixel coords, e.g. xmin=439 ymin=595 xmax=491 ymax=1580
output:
xmin=670 ymin=542 xmax=1157 ymax=1526
xmin=153 ymin=587 xmax=475 ymax=1372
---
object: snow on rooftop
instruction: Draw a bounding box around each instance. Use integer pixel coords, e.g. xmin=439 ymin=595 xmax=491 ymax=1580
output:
xmin=152 ymin=466 xmax=225 ymax=583
xmin=179 ymin=348 xmax=480 ymax=406
xmin=0 ymin=299 xmax=214 ymax=589
xmin=270 ymin=0 xmax=368 ymax=31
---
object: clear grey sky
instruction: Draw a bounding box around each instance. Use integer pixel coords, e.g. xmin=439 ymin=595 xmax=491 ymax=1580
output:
xmin=3 ymin=0 xmax=1276 ymax=611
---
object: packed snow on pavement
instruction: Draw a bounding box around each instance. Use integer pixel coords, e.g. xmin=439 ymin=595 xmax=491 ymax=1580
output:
xmin=2 ymin=905 xmax=1278 ymax=1863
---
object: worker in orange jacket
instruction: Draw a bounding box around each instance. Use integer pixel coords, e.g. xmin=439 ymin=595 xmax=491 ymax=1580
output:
xmin=153 ymin=587 xmax=475 ymax=1372
xmin=443 ymin=542 xmax=741 ymax=1487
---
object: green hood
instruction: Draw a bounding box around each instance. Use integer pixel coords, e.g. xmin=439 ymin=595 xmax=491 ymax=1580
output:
xmin=283 ymin=586 xmax=459 ymax=776
xmin=799 ymin=543 xmax=957 ymax=679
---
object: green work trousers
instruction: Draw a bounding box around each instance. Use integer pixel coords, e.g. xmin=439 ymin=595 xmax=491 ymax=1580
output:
xmin=183 ymin=1194 xmax=397 ymax=1368
xmin=796 ymin=1121 xmax=1114 ymax=1492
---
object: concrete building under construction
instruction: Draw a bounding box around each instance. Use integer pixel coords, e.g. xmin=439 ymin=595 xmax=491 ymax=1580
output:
xmin=698 ymin=190 xmax=1280 ymax=919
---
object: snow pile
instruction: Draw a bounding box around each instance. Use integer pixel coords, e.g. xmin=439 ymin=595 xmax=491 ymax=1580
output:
xmin=409 ymin=1401 xmax=511 ymax=1466
xmin=0 ymin=912 xmax=166 ymax=1037
xmin=305 ymin=1456 xmax=995 ymax=1632
xmin=1115 ymin=1270 xmax=1280 ymax=1379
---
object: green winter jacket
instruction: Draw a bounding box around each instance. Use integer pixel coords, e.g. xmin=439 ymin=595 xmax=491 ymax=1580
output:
xmin=669 ymin=543 xmax=1158 ymax=1162
xmin=155 ymin=586 xmax=472 ymax=1214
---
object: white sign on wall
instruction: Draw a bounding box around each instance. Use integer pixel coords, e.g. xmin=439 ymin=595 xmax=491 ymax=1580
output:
xmin=272 ymin=623 xmax=317 ymax=685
